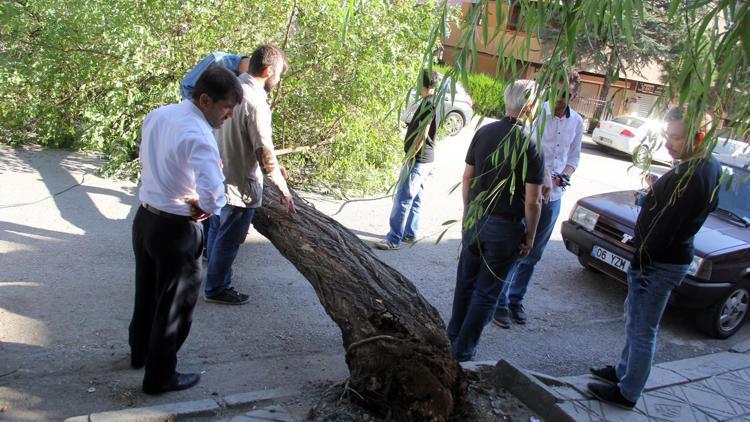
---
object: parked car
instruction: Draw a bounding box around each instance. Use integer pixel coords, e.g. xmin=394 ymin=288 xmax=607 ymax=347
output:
xmin=561 ymin=155 xmax=750 ymax=338
xmin=592 ymin=115 xmax=673 ymax=164
xmin=402 ymin=76 xmax=474 ymax=137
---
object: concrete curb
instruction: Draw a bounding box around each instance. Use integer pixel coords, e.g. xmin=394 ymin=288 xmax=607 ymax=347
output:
xmin=494 ymin=359 xmax=575 ymax=422
xmin=64 ymin=387 xmax=298 ymax=422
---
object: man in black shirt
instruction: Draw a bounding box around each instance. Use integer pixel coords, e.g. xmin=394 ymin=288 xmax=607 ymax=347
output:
xmin=589 ymin=108 xmax=722 ymax=409
xmin=375 ymin=70 xmax=441 ymax=250
xmin=447 ymin=80 xmax=544 ymax=361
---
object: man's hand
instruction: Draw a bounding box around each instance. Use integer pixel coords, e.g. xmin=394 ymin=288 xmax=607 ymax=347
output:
xmin=519 ymin=233 xmax=534 ymax=257
xmin=542 ymin=170 xmax=553 ymax=203
xmin=281 ymin=193 xmax=297 ymax=214
xmin=183 ymin=196 xmax=211 ymax=222
xmin=280 ymin=165 xmax=288 ymax=180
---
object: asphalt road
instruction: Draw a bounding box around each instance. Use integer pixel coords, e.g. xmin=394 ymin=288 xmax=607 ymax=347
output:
xmin=1 ymin=121 xmax=748 ymax=420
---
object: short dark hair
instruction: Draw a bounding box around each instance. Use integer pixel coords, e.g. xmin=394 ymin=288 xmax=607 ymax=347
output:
xmin=665 ymin=107 xmax=684 ymax=123
xmin=192 ymin=65 xmax=243 ymax=103
xmin=248 ymin=44 xmax=288 ymax=77
xmin=421 ymin=69 xmax=437 ymax=89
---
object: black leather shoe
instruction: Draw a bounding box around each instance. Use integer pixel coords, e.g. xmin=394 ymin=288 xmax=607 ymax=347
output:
xmin=590 ymin=365 xmax=619 ymax=384
xmin=509 ymin=304 xmax=527 ymax=324
xmin=587 ymin=382 xmax=635 ymax=409
xmin=492 ymin=308 xmax=511 ymax=329
xmin=143 ymin=372 xmax=201 ymax=395
xmin=130 ymin=356 xmax=145 ymax=369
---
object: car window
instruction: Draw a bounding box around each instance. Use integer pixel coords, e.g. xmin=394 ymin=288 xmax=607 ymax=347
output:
xmin=719 ymin=165 xmax=750 ymax=219
xmin=613 ymin=116 xmax=646 ymax=128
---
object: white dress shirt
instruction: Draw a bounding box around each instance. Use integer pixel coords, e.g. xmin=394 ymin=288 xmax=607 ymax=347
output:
xmin=532 ymin=101 xmax=583 ymax=202
xmin=138 ymin=100 xmax=226 ymax=216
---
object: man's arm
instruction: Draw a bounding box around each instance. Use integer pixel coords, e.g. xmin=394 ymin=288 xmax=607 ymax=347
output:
xmin=521 ymin=183 xmax=543 ymax=257
xmin=248 ymin=101 xmax=296 ymax=213
xmin=185 ymin=136 xmax=227 ymax=218
xmin=462 ymin=164 xmax=474 ymax=212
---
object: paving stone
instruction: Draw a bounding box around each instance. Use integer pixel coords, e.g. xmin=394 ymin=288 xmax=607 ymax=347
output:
xmin=655 ymin=352 xmax=750 ymax=382
xmin=88 ymin=399 xmax=220 ymax=421
xmin=223 ymin=387 xmax=299 ymax=409
xmin=730 ymin=338 xmax=750 ymax=354
xmin=559 ymin=374 xmax=595 ymax=399
xmin=556 ymin=399 xmax=649 ymax=422
xmin=703 ymin=374 xmax=750 ymax=406
xmin=234 ymin=405 xmax=295 ymax=422
xmin=643 ymin=366 xmax=691 ymax=391
xmin=640 ymin=387 xmax=719 ymax=421
xmin=550 ymin=385 xmax=589 ymax=401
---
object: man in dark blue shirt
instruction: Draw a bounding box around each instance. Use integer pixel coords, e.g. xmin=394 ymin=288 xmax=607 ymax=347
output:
xmin=588 ymin=107 xmax=722 ymax=409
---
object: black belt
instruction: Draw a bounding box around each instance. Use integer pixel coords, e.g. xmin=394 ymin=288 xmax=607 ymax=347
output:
xmin=492 ymin=213 xmax=523 ymax=223
xmin=141 ymin=203 xmax=193 ymax=221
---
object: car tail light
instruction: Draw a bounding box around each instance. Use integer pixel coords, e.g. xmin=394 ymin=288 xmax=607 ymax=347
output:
xmin=620 ymin=129 xmax=636 ymax=137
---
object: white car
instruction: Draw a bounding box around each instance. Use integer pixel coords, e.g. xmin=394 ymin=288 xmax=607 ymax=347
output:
xmin=592 ymin=115 xmax=672 ymax=164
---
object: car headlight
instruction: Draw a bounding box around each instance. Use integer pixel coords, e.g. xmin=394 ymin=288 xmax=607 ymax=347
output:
xmin=571 ymin=205 xmax=599 ymax=231
xmin=687 ymin=256 xmax=712 ymax=280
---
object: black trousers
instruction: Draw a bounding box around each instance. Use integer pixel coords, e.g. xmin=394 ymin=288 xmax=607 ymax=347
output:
xmin=129 ymin=206 xmax=203 ymax=387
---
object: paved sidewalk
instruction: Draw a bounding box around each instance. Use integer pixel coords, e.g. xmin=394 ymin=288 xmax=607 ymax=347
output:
xmin=497 ymin=339 xmax=750 ymax=421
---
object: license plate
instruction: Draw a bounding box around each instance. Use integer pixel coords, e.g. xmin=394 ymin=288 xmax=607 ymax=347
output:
xmin=591 ymin=246 xmax=631 ymax=272
xmin=597 ymin=136 xmax=613 ymax=145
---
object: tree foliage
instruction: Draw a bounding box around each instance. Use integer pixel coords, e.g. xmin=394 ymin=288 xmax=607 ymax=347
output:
xmin=0 ymin=0 xmax=442 ymax=194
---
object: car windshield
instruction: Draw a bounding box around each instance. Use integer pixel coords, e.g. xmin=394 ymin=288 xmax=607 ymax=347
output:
xmin=718 ymin=164 xmax=750 ymax=220
xmin=613 ymin=116 xmax=647 ymax=128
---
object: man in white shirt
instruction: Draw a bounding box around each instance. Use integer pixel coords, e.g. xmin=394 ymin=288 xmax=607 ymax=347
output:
xmin=493 ymin=70 xmax=583 ymax=328
xmin=129 ymin=66 xmax=242 ymax=394
xmin=204 ymin=45 xmax=296 ymax=305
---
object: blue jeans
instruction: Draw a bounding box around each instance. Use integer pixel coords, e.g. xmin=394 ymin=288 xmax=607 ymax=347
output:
xmin=386 ymin=161 xmax=432 ymax=245
xmin=205 ymin=205 xmax=256 ymax=297
xmin=497 ymin=199 xmax=561 ymax=309
xmin=447 ymin=216 xmax=525 ymax=360
xmin=616 ymin=261 xmax=688 ymax=402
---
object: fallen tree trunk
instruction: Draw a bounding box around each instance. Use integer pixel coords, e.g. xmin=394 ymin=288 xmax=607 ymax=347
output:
xmin=252 ymin=183 xmax=464 ymax=421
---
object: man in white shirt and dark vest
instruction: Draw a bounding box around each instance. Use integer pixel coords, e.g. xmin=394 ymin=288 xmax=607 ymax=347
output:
xmin=129 ymin=66 xmax=242 ymax=394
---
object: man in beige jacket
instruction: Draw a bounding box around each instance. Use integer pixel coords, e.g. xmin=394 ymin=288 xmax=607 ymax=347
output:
xmin=204 ymin=44 xmax=296 ymax=305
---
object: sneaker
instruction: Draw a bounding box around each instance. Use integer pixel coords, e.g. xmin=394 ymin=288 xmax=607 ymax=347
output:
xmin=402 ymin=236 xmax=417 ymax=244
xmin=374 ymin=239 xmax=401 ymax=250
xmin=590 ymin=365 xmax=619 ymax=385
xmin=492 ymin=308 xmax=511 ymax=329
xmin=509 ymin=304 xmax=527 ymax=324
xmin=587 ymin=382 xmax=636 ymax=409
xmin=205 ymin=287 xmax=249 ymax=305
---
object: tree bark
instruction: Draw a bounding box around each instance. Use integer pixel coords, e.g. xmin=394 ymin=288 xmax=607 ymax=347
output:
xmin=252 ymin=182 xmax=464 ymax=421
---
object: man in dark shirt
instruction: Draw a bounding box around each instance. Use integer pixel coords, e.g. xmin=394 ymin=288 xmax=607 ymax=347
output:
xmin=588 ymin=107 xmax=722 ymax=409
xmin=447 ymin=79 xmax=544 ymax=361
xmin=375 ymin=70 xmax=441 ymax=250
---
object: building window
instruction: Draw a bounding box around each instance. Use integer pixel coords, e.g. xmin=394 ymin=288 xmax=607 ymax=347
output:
xmin=507 ymin=2 xmax=523 ymax=31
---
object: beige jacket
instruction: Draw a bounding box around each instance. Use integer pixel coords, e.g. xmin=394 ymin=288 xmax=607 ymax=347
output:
xmin=214 ymin=73 xmax=288 ymax=208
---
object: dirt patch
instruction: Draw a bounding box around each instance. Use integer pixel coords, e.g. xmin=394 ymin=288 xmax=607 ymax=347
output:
xmin=305 ymin=366 xmax=541 ymax=421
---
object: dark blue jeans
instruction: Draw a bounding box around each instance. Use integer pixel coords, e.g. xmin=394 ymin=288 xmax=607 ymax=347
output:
xmin=616 ymin=261 xmax=688 ymax=402
xmin=447 ymin=216 xmax=525 ymax=360
xmin=498 ymin=199 xmax=561 ymax=309
xmin=205 ymin=205 xmax=256 ymax=297
xmin=386 ymin=161 xmax=432 ymax=245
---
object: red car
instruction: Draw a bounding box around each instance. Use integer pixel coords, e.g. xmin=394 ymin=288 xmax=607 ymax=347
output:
xmin=562 ymin=155 xmax=750 ymax=338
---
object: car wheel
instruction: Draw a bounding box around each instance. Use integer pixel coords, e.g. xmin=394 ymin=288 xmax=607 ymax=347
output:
xmin=697 ymin=282 xmax=750 ymax=339
xmin=577 ymin=255 xmax=601 ymax=273
xmin=443 ymin=111 xmax=465 ymax=137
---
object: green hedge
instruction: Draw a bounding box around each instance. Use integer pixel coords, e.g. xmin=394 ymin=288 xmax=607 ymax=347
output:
xmin=435 ymin=65 xmax=505 ymax=118
xmin=463 ymin=73 xmax=505 ymax=118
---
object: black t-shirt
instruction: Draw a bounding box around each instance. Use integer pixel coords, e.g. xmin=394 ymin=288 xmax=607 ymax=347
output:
xmin=404 ymin=97 xmax=439 ymax=163
xmin=465 ymin=117 xmax=545 ymax=219
xmin=634 ymin=156 xmax=722 ymax=267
